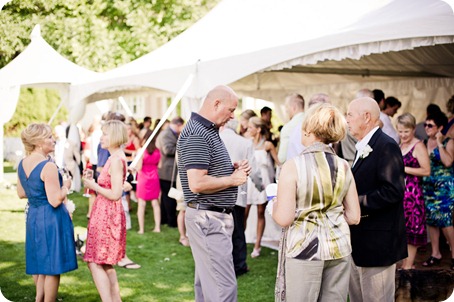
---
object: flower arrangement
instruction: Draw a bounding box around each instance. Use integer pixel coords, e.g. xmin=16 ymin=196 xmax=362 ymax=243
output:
xmin=65 ymin=199 xmax=76 ymax=214
xmin=361 ymin=144 xmax=373 ymax=159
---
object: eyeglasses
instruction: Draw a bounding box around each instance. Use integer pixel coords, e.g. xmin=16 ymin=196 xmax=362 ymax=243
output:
xmin=424 ymin=123 xmax=436 ymax=128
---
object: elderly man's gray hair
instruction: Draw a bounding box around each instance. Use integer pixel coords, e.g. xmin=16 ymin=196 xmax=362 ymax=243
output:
xmin=224 ymin=118 xmax=239 ymax=132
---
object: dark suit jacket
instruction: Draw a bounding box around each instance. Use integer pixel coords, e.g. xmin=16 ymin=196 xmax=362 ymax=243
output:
xmin=157 ymin=127 xmax=178 ymax=182
xmin=350 ymin=128 xmax=407 ymax=267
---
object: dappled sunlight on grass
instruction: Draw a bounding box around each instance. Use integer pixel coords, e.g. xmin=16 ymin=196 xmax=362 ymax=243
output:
xmin=0 ymin=262 xmax=15 ymax=270
xmin=176 ymin=283 xmax=193 ymax=293
xmin=0 ymin=212 xmax=25 ymax=243
xmin=1 ymin=187 xmax=278 ymax=301
xmin=154 ymin=282 xmax=171 ymax=290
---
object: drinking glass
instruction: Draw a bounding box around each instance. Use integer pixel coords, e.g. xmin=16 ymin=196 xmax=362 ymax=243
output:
xmin=83 ymin=169 xmax=94 ymax=197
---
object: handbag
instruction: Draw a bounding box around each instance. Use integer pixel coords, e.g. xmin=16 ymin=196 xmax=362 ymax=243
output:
xmin=168 ymin=158 xmax=184 ymax=201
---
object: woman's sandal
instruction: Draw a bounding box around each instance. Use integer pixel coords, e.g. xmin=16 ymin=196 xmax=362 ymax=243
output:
xmin=422 ymin=256 xmax=441 ymax=267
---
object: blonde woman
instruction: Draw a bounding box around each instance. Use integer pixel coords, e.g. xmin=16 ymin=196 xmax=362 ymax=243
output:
xmin=17 ymin=123 xmax=77 ymax=302
xmin=272 ymin=104 xmax=360 ymax=301
xmin=396 ymin=113 xmax=430 ymax=270
xmin=239 ymin=109 xmax=257 ymax=137
xmin=246 ymin=116 xmax=281 ymax=258
xmin=83 ymin=120 xmax=128 ymax=302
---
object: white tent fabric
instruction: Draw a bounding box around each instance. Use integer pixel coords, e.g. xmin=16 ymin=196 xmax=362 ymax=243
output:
xmin=68 ymin=0 xmax=454 ymax=244
xmin=70 ymin=0 xmax=454 ymax=118
xmin=0 ymin=25 xmax=100 ymax=182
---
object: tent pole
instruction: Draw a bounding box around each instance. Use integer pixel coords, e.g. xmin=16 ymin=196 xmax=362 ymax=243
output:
xmin=118 ymin=96 xmax=134 ymax=117
xmin=48 ymin=98 xmax=65 ymax=125
xmin=129 ymin=73 xmax=194 ymax=170
xmin=0 ymin=124 xmax=4 ymax=183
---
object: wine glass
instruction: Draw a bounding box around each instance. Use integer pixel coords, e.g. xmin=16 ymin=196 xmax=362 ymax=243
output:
xmin=58 ymin=168 xmax=72 ymax=194
xmin=83 ymin=169 xmax=94 ymax=197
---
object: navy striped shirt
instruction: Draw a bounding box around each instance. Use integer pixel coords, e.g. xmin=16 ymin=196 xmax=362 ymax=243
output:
xmin=177 ymin=112 xmax=237 ymax=207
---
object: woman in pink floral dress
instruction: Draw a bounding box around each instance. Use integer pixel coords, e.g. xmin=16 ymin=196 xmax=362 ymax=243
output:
xmin=83 ymin=120 xmax=128 ymax=302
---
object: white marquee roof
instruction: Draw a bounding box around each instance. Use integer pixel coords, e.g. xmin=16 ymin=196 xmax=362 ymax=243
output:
xmin=70 ymin=0 xmax=454 ymax=107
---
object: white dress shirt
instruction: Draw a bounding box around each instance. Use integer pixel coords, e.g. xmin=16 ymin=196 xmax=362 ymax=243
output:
xmin=352 ymin=126 xmax=379 ymax=167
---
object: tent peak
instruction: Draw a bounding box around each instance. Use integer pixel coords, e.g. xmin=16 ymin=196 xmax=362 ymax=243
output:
xmin=31 ymin=24 xmax=41 ymax=41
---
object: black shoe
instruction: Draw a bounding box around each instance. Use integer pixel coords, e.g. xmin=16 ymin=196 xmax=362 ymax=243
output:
xmin=422 ymin=256 xmax=441 ymax=267
xmin=235 ymin=267 xmax=250 ymax=277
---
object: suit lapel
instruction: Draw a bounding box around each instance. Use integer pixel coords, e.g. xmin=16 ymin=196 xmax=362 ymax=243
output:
xmin=352 ymin=129 xmax=382 ymax=173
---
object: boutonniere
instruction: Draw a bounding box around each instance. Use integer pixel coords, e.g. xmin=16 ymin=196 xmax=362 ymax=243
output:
xmin=361 ymin=144 xmax=373 ymax=159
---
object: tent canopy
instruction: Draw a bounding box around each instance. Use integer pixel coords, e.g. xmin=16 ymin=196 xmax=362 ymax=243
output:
xmin=70 ymin=0 xmax=454 ymax=113
xmin=0 ymin=24 xmax=99 ymax=182
xmin=0 ymin=25 xmax=99 ymax=89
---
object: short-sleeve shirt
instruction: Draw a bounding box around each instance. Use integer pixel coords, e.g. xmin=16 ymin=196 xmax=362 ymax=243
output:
xmin=177 ymin=112 xmax=237 ymax=207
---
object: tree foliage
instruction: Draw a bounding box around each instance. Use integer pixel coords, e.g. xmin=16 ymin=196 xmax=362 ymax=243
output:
xmin=0 ymin=0 xmax=219 ymax=136
xmin=0 ymin=0 xmax=219 ymax=71
xmin=4 ymin=88 xmax=68 ymax=137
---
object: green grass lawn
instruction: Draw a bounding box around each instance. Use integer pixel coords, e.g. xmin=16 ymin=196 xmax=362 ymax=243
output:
xmin=0 ymin=180 xmax=278 ymax=301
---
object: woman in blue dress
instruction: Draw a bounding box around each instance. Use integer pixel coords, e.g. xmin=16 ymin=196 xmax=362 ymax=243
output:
xmin=421 ymin=113 xmax=454 ymax=270
xmin=17 ymin=123 xmax=78 ymax=301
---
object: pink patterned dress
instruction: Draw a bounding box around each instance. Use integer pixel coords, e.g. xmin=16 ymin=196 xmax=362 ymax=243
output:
xmin=84 ymin=156 xmax=126 ymax=265
xmin=403 ymin=144 xmax=427 ymax=246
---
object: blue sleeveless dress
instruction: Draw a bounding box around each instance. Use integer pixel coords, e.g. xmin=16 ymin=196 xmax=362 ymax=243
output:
xmin=18 ymin=159 xmax=78 ymax=275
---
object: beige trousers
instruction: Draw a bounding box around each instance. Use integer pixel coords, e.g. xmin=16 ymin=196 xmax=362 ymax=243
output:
xmin=284 ymin=255 xmax=351 ymax=302
xmin=185 ymin=207 xmax=237 ymax=302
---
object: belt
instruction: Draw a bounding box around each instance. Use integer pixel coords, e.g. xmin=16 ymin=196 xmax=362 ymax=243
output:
xmin=187 ymin=202 xmax=233 ymax=214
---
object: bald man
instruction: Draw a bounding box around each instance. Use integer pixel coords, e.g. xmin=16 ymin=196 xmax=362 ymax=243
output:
xmin=177 ymin=85 xmax=250 ymax=302
xmin=346 ymin=97 xmax=406 ymax=302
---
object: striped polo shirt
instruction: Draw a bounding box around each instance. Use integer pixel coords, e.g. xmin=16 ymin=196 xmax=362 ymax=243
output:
xmin=177 ymin=112 xmax=237 ymax=207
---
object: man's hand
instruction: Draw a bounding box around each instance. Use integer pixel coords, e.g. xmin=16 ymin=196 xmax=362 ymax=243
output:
xmin=233 ymin=159 xmax=251 ymax=176
xmin=230 ymin=169 xmax=248 ymax=187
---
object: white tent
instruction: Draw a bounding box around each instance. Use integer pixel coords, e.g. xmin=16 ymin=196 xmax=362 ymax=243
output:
xmin=67 ymin=0 xmax=454 ymax=245
xmin=70 ymin=0 xmax=454 ymax=121
xmin=0 ymin=25 xmax=100 ymax=182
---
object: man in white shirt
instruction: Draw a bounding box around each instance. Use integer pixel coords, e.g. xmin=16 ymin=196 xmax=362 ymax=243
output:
xmin=380 ymin=96 xmax=401 ymax=144
xmin=220 ymin=119 xmax=261 ymax=277
xmin=277 ymin=93 xmax=305 ymax=163
xmin=286 ymin=93 xmax=329 ymax=161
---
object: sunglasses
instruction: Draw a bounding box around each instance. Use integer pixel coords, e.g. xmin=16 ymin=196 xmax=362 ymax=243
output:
xmin=424 ymin=123 xmax=436 ymax=128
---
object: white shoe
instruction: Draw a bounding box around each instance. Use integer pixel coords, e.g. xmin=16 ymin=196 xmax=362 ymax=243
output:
xmin=251 ymin=248 xmax=261 ymax=258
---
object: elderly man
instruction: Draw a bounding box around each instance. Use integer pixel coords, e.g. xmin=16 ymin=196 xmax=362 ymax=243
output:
xmin=220 ymin=119 xmax=261 ymax=277
xmin=177 ymin=85 xmax=250 ymax=302
xmin=346 ymin=97 xmax=406 ymax=302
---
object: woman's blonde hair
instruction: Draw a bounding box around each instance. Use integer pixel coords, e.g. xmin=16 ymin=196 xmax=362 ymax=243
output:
xmin=302 ymin=103 xmax=347 ymax=144
xmin=248 ymin=116 xmax=267 ymax=136
xmin=21 ymin=123 xmax=53 ymax=155
xmin=397 ymin=112 xmax=416 ymax=129
xmin=102 ymin=120 xmax=128 ymax=148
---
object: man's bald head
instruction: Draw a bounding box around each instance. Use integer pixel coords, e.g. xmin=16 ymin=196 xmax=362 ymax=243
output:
xmin=204 ymin=85 xmax=238 ymax=104
xmin=199 ymin=85 xmax=239 ymax=127
xmin=347 ymin=97 xmax=380 ymax=141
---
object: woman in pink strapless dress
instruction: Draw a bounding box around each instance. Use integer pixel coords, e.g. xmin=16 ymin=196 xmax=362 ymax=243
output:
xmin=83 ymin=120 xmax=128 ymax=301
xmin=136 ymin=129 xmax=161 ymax=233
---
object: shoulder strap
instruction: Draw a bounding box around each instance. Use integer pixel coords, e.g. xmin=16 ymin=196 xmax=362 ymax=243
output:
xmin=170 ymin=159 xmax=177 ymax=188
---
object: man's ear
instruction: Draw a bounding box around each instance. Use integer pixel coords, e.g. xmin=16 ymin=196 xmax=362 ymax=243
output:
xmin=214 ymin=99 xmax=221 ymax=111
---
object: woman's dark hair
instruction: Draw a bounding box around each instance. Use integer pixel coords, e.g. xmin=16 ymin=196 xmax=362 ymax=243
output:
xmin=426 ymin=111 xmax=448 ymax=128
xmin=142 ymin=128 xmax=159 ymax=154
